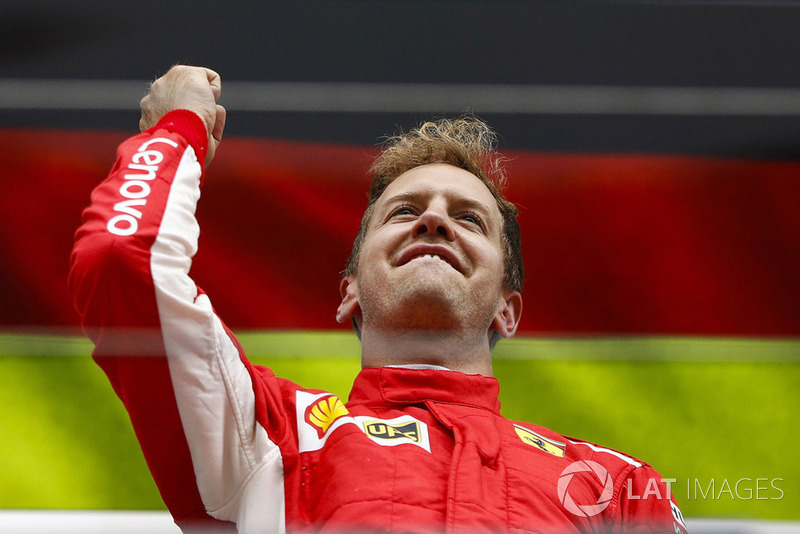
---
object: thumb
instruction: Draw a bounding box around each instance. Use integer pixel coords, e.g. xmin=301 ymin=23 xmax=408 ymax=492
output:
xmin=205 ymin=104 xmax=226 ymax=166
xmin=212 ymin=104 xmax=226 ymax=144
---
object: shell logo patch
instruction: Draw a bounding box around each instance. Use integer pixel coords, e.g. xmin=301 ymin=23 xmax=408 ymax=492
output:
xmin=305 ymin=395 xmax=349 ymax=439
xmin=297 ymin=391 xmax=356 ymax=452
xmin=514 ymin=424 xmax=566 ymax=457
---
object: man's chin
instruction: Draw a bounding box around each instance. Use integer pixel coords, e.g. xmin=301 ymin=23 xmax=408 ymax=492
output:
xmin=384 ymin=288 xmax=465 ymax=329
xmin=398 ymin=276 xmax=463 ymax=301
xmin=358 ymin=270 xmax=475 ymax=330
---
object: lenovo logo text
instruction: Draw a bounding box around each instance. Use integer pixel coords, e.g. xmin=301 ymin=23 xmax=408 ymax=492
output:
xmin=107 ymin=137 xmax=179 ymax=236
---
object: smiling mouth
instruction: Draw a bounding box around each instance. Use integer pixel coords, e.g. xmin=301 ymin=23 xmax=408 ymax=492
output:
xmin=398 ymin=246 xmax=463 ymax=273
xmin=408 ymin=253 xmax=453 ymax=267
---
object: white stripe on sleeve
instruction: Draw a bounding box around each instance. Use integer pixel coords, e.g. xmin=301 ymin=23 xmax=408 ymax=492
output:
xmin=150 ymin=145 xmax=286 ymax=533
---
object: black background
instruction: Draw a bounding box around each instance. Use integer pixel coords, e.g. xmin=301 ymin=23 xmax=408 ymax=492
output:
xmin=4 ymin=0 xmax=800 ymax=156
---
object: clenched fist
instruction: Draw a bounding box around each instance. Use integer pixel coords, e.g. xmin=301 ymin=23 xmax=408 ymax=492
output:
xmin=140 ymin=65 xmax=227 ymax=165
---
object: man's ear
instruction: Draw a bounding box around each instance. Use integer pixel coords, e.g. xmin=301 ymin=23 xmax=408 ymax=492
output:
xmin=336 ymin=276 xmax=361 ymax=324
xmin=490 ymin=290 xmax=523 ymax=339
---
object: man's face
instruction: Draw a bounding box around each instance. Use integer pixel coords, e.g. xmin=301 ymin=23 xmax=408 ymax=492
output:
xmin=339 ymin=163 xmax=513 ymax=337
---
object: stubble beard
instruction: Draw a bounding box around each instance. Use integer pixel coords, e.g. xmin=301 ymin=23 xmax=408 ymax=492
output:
xmin=359 ymin=268 xmax=496 ymax=339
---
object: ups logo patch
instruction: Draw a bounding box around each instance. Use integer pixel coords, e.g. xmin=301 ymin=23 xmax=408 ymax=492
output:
xmin=364 ymin=421 xmax=421 ymax=443
xmin=354 ymin=415 xmax=431 ymax=452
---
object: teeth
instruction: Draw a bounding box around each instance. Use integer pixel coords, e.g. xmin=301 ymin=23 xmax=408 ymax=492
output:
xmin=415 ymin=253 xmax=449 ymax=264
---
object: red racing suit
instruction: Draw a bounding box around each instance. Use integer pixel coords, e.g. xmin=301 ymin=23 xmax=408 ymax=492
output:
xmin=69 ymin=110 xmax=688 ymax=533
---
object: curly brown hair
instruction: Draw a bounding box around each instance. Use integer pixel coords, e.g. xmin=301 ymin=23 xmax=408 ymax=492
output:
xmin=344 ymin=116 xmax=523 ymax=293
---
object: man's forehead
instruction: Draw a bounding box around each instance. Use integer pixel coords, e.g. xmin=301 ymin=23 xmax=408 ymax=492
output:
xmin=378 ymin=163 xmax=499 ymax=211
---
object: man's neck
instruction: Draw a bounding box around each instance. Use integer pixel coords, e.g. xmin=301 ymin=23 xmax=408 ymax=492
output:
xmin=359 ymin=329 xmax=493 ymax=376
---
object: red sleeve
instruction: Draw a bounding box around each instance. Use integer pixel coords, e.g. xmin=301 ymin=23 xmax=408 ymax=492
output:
xmin=69 ymin=110 xmax=234 ymax=531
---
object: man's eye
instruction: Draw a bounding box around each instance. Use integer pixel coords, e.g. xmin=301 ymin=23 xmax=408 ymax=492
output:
xmin=461 ymin=213 xmax=482 ymax=226
xmin=392 ymin=206 xmax=415 ymax=217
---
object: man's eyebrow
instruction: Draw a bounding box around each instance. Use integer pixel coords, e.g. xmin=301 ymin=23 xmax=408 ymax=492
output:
xmin=382 ymin=191 xmax=424 ymax=205
xmin=454 ymin=196 xmax=494 ymax=216
xmin=382 ymin=190 xmax=494 ymax=215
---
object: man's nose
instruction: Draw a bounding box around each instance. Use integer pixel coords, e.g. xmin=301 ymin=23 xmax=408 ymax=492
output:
xmin=412 ymin=208 xmax=455 ymax=241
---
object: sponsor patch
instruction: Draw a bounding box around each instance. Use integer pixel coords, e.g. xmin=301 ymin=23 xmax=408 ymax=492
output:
xmin=355 ymin=415 xmax=431 ymax=452
xmin=305 ymin=395 xmax=349 ymax=439
xmin=297 ymin=391 xmax=355 ymax=452
xmin=366 ymin=421 xmax=420 ymax=442
xmin=296 ymin=391 xmax=431 ymax=453
xmin=514 ymin=424 xmax=566 ymax=457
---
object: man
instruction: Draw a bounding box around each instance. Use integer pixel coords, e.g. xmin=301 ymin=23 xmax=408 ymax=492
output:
xmin=70 ymin=66 xmax=687 ymax=533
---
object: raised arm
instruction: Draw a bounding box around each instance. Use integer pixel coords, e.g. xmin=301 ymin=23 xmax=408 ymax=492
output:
xmin=69 ymin=66 xmax=287 ymax=532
